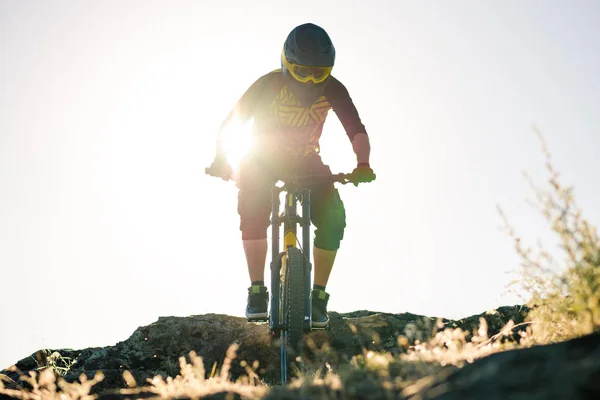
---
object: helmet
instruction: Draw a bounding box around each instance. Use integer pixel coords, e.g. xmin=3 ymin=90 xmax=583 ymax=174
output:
xmin=283 ymin=23 xmax=335 ymax=67
xmin=282 ymin=23 xmax=335 ymax=84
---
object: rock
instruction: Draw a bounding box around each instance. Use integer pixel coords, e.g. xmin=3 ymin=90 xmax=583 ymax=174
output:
xmin=405 ymin=331 xmax=600 ymax=399
xmin=443 ymin=305 xmax=530 ymax=343
xmin=0 ymin=305 xmax=534 ymax=399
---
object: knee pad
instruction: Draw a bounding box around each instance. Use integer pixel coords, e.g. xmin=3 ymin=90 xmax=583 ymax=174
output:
xmin=238 ymin=184 xmax=272 ymax=240
xmin=313 ymin=190 xmax=346 ymax=251
xmin=240 ymin=216 xmax=270 ymax=240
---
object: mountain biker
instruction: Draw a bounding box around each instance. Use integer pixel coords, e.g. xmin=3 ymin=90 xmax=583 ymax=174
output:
xmin=208 ymin=22 xmax=375 ymax=328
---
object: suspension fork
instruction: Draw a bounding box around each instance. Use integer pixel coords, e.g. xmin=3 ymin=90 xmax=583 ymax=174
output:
xmin=302 ymin=188 xmax=313 ymax=331
xmin=269 ymin=185 xmax=300 ymax=329
xmin=283 ymin=190 xmax=298 ymax=249
xmin=270 ymin=186 xmax=282 ymax=330
xmin=269 ymin=185 xmax=313 ymax=331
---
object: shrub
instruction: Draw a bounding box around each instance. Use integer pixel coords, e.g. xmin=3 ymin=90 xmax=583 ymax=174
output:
xmin=500 ymin=126 xmax=600 ymax=345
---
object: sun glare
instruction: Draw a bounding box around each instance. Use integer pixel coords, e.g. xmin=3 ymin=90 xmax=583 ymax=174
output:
xmin=220 ymin=118 xmax=255 ymax=173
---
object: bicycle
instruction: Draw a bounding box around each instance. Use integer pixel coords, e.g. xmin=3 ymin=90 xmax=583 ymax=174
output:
xmin=205 ymin=166 xmax=373 ymax=384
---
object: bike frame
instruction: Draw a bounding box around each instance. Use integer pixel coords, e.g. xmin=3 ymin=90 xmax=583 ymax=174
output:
xmin=269 ymin=183 xmax=313 ymax=333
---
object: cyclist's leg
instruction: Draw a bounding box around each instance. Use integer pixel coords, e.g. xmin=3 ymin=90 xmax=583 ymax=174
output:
xmin=302 ymin=155 xmax=347 ymax=326
xmin=311 ymin=186 xmax=346 ymax=287
xmin=302 ymin=155 xmax=347 ymax=270
xmin=238 ymin=155 xmax=276 ymax=319
xmin=238 ymin=155 xmax=275 ymax=281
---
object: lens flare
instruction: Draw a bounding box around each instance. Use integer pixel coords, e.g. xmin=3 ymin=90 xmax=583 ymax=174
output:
xmin=220 ymin=118 xmax=255 ymax=172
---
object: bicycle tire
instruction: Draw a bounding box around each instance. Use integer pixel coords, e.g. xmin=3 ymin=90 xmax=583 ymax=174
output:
xmin=280 ymin=246 xmax=306 ymax=383
xmin=285 ymin=246 xmax=306 ymax=349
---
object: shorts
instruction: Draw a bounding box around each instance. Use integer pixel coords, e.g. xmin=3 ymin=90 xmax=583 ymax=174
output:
xmin=237 ymin=152 xmax=346 ymax=251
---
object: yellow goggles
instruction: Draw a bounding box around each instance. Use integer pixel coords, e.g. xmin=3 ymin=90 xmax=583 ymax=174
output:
xmin=282 ymin=51 xmax=332 ymax=84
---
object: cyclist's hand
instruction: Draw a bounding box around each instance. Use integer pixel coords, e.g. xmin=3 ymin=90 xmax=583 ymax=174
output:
xmin=206 ymin=155 xmax=233 ymax=181
xmin=350 ymin=163 xmax=376 ymax=186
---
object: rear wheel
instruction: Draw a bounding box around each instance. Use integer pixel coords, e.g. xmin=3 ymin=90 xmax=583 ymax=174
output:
xmin=280 ymin=246 xmax=306 ymax=383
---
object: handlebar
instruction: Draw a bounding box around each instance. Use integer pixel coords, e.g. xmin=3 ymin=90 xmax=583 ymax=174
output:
xmin=205 ymin=167 xmax=374 ymax=186
xmin=205 ymin=167 xmax=232 ymax=181
xmin=286 ymin=173 xmax=356 ymax=186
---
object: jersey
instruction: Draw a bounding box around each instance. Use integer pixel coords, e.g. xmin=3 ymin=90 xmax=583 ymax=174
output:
xmin=221 ymin=69 xmax=367 ymax=157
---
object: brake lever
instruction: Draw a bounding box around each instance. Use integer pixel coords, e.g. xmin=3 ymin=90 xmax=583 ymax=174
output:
xmin=344 ymin=173 xmax=359 ymax=186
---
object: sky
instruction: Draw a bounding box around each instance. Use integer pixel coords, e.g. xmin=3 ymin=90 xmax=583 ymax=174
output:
xmin=1 ymin=0 xmax=599 ymax=369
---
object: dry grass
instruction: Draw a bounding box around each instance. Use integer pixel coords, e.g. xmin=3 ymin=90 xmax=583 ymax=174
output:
xmin=142 ymin=344 xmax=267 ymax=399
xmin=0 ymin=368 xmax=104 ymax=400
xmin=0 ymin=344 xmax=267 ymax=400
xmin=500 ymin=125 xmax=600 ymax=345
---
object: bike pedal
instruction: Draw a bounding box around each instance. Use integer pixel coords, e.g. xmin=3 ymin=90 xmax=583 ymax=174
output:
xmin=246 ymin=316 xmax=269 ymax=323
xmin=310 ymin=325 xmax=329 ymax=331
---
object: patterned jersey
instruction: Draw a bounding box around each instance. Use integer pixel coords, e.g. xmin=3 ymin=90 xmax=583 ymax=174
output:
xmin=222 ymin=69 xmax=367 ymax=156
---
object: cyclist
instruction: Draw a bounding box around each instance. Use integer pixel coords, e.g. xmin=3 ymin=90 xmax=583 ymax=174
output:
xmin=208 ymin=23 xmax=375 ymax=328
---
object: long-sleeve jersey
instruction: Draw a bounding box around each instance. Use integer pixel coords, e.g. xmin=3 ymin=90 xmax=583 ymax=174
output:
xmin=220 ymin=69 xmax=367 ymax=156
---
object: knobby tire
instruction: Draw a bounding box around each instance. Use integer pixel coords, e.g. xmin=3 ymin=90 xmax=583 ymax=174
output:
xmin=280 ymin=246 xmax=305 ymax=384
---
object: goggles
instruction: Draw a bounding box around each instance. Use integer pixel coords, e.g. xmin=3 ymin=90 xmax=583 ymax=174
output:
xmin=282 ymin=51 xmax=332 ymax=84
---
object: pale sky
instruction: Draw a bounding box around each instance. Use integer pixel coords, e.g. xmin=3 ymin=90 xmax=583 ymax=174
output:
xmin=1 ymin=0 xmax=599 ymax=369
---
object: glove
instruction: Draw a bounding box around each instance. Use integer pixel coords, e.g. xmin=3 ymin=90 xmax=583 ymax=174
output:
xmin=207 ymin=155 xmax=233 ymax=181
xmin=350 ymin=162 xmax=376 ymax=186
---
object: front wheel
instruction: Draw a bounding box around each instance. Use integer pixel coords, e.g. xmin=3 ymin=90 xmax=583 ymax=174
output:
xmin=280 ymin=246 xmax=306 ymax=383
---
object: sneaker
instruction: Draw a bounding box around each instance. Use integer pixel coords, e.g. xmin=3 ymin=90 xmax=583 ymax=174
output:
xmin=311 ymin=289 xmax=330 ymax=328
xmin=245 ymin=285 xmax=268 ymax=321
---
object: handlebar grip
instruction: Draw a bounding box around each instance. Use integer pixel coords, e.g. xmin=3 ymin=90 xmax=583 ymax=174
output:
xmin=340 ymin=172 xmax=376 ymax=186
xmin=205 ymin=165 xmax=232 ymax=181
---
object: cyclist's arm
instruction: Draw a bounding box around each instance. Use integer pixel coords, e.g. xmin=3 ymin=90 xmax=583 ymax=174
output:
xmin=352 ymin=133 xmax=371 ymax=166
xmin=215 ymin=72 xmax=274 ymax=157
xmin=325 ymin=77 xmax=371 ymax=165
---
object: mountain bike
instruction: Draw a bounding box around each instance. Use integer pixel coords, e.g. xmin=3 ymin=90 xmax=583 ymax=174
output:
xmin=205 ymin=167 xmax=373 ymax=384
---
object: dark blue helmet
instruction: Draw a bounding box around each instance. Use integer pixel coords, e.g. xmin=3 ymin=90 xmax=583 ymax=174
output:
xmin=282 ymin=23 xmax=335 ymax=67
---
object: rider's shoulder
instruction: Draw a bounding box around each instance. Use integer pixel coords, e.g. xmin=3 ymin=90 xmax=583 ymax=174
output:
xmin=244 ymin=69 xmax=284 ymax=95
xmin=324 ymin=75 xmax=350 ymax=98
xmin=254 ymin=69 xmax=284 ymax=85
xmin=237 ymin=70 xmax=282 ymax=102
